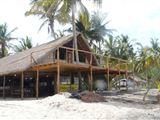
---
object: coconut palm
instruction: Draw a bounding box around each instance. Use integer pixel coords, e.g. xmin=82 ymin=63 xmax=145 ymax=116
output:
xmin=105 ymin=34 xmax=135 ymax=60
xmin=0 ymin=23 xmax=17 ymax=58
xmin=13 ymin=36 xmax=33 ymax=52
xmin=25 ymin=0 xmax=62 ymax=39
xmin=88 ymin=12 xmax=113 ymax=53
xmin=67 ymin=11 xmax=113 ymax=54
xmin=134 ymin=41 xmax=160 ymax=101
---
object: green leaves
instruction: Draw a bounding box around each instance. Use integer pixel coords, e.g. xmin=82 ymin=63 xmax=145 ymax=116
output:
xmin=13 ymin=36 xmax=33 ymax=52
xmin=0 ymin=23 xmax=17 ymax=57
xmin=104 ymin=34 xmax=135 ymax=60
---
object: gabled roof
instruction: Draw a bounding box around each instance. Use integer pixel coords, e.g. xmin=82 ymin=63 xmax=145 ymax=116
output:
xmin=0 ymin=35 xmax=73 ymax=75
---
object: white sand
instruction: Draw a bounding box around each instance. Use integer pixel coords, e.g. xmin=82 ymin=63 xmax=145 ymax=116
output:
xmin=0 ymin=92 xmax=160 ymax=120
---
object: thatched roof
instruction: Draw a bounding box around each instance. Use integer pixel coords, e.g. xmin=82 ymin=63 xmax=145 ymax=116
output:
xmin=0 ymin=35 xmax=74 ymax=75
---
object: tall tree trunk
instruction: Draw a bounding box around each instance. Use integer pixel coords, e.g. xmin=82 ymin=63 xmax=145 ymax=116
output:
xmin=143 ymin=77 xmax=150 ymax=101
xmin=72 ymin=1 xmax=79 ymax=63
xmin=49 ymin=20 xmax=56 ymax=40
xmin=72 ymin=1 xmax=82 ymax=91
xmin=1 ymin=43 xmax=5 ymax=58
xmin=99 ymin=41 xmax=101 ymax=54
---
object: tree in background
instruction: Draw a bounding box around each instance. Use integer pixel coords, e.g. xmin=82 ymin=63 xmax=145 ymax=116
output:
xmin=13 ymin=36 xmax=33 ymax=52
xmin=104 ymin=34 xmax=135 ymax=60
xmin=134 ymin=39 xmax=160 ymax=101
xmin=25 ymin=0 xmax=62 ymax=39
xmin=0 ymin=23 xmax=17 ymax=58
xmin=67 ymin=11 xmax=113 ymax=54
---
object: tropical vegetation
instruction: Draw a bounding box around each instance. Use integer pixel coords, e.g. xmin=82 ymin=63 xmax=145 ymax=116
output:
xmin=0 ymin=23 xmax=17 ymax=57
xmin=13 ymin=36 xmax=33 ymax=52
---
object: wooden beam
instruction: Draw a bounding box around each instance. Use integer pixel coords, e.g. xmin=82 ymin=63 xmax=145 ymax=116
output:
xmin=56 ymin=48 xmax=60 ymax=93
xmin=36 ymin=67 xmax=39 ymax=99
xmin=31 ymin=63 xmax=57 ymax=71
xmin=3 ymin=76 xmax=5 ymax=99
xmin=21 ymin=71 xmax=24 ymax=99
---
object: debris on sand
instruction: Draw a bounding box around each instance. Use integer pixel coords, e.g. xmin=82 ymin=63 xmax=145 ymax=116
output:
xmin=70 ymin=91 xmax=106 ymax=102
xmin=80 ymin=91 xmax=106 ymax=103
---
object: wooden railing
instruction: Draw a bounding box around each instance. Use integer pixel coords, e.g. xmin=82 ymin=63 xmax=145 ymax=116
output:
xmin=29 ymin=46 xmax=133 ymax=72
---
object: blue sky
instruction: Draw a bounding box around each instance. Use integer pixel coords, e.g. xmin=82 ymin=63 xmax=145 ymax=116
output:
xmin=0 ymin=0 xmax=160 ymax=46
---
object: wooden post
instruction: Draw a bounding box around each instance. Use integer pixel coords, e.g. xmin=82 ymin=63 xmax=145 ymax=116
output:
xmin=107 ymin=57 xmax=110 ymax=91
xmin=118 ymin=60 xmax=121 ymax=89
xmin=3 ymin=76 xmax=5 ymax=99
xmin=90 ymin=66 xmax=93 ymax=91
xmin=56 ymin=48 xmax=60 ymax=93
xmin=90 ymin=53 xmax=92 ymax=65
xmin=88 ymin=67 xmax=93 ymax=91
xmin=69 ymin=72 xmax=72 ymax=91
xmin=125 ymin=63 xmax=128 ymax=78
xmin=88 ymin=53 xmax=93 ymax=91
xmin=30 ymin=52 xmax=32 ymax=64
xmin=21 ymin=71 xmax=24 ymax=99
xmin=36 ymin=67 xmax=39 ymax=99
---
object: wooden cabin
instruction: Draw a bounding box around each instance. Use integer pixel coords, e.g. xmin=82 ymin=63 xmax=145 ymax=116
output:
xmin=0 ymin=34 xmax=131 ymax=99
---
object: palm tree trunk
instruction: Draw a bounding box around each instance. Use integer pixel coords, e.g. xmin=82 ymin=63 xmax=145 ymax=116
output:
xmin=72 ymin=1 xmax=79 ymax=63
xmin=49 ymin=20 xmax=56 ymax=40
xmin=72 ymin=1 xmax=82 ymax=91
xmin=143 ymin=77 xmax=150 ymax=101
xmin=1 ymin=43 xmax=5 ymax=58
xmin=99 ymin=41 xmax=101 ymax=54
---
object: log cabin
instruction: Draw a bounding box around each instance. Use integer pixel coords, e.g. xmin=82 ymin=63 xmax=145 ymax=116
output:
xmin=0 ymin=34 xmax=131 ymax=99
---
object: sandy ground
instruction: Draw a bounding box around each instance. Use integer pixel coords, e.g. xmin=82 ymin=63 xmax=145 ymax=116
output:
xmin=0 ymin=91 xmax=160 ymax=120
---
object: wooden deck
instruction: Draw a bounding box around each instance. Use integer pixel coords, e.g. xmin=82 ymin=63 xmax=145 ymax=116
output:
xmin=31 ymin=61 xmax=131 ymax=74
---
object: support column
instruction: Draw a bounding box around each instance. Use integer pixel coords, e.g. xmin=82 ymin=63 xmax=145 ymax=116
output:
xmin=88 ymin=66 xmax=93 ymax=91
xmin=56 ymin=48 xmax=60 ymax=93
xmin=36 ymin=67 xmax=39 ymax=99
xmin=118 ymin=60 xmax=121 ymax=90
xmin=125 ymin=63 xmax=128 ymax=78
xmin=3 ymin=76 xmax=5 ymax=99
xmin=21 ymin=71 xmax=24 ymax=99
xmin=107 ymin=57 xmax=110 ymax=90
xmin=88 ymin=53 xmax=93 ymax=91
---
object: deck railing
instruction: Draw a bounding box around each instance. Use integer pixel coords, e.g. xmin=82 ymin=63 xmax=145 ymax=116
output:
xmin=6 ymin=45 xmax=132 ymax=72
xmin=29 ymin=46 xmax=133 ymax=72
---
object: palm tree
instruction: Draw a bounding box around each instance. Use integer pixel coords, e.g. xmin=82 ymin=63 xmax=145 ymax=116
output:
xmin=13 ymin=36 xmax=33 ymax=52
xmin=150 ymin=38 xmax=160 ymax=65
xmin=105 ymin=34 xmax=135 ymax=60
xmin=115 ymin=35 xmax=135 ymax=60
xmin=25 ymin=0 xmax=62 ymax=39
xmin=0 ymin=23 xmax=17 ymax=58
xmin=134 ymin=41 xmax=160 ymax=101
xmin=104 ymin=35 xmax=117 ymax=56
xmin=88 ymin=12 xmax=113 ymax=53
xmin=67 ymin=11 xmax=113 ymax=54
